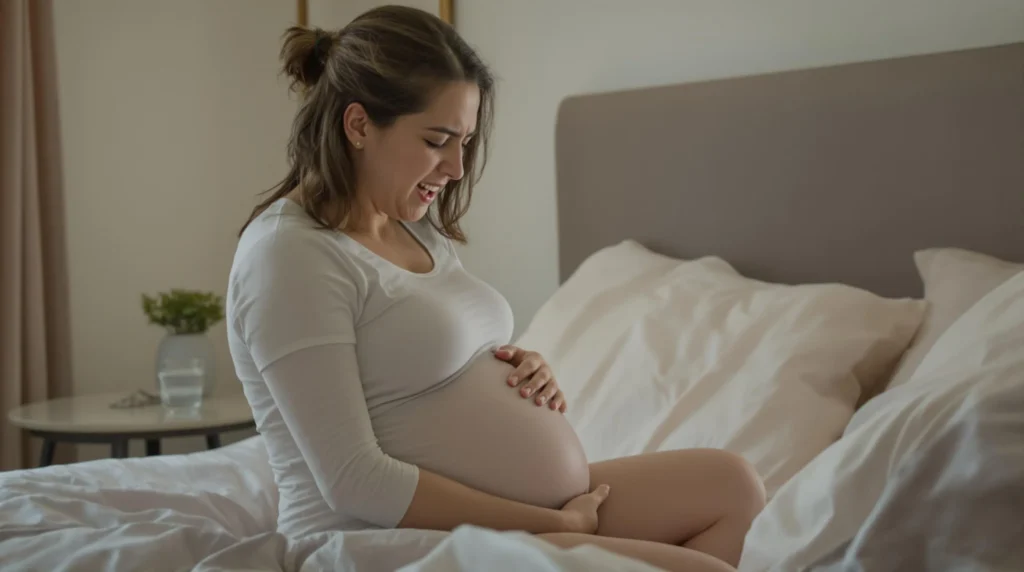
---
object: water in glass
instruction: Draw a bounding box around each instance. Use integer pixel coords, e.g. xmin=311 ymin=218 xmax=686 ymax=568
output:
xmin=158 ymin=358 xmax=205 ymax=412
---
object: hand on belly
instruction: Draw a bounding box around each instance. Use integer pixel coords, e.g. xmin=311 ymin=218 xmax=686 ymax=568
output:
xmin=372 ymin=353 xmax=591 ymax=509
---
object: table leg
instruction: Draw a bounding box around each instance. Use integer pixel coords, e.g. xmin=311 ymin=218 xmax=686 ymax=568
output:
xmin=39 ymin=439 xmax=56 ymax=467
xmin=145 ymin=439 xmax=161 ymax=456
xmin=205 ymin=434 xmax=221 ymax=449
xmin=111 ymin=439 xmax=129 ymax=458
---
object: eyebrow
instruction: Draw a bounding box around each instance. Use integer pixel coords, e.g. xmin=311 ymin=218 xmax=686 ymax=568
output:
xmin=427 ymin=126 xmax=475 ymax=138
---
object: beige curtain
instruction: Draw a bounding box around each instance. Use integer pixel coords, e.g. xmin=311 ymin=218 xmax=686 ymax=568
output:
xmin=1 ymin=0 xmax=75 ymax=470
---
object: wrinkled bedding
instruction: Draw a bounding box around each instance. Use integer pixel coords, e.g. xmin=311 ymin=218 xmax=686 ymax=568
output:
xmin=0 ymin=438 xmax=654 ymax=571
xmin=806 ymin=376 xmax=1024 ymax=572
xmin=4 ymin=385 xmax=1022 ymax=572
xmin=6 ymin=379 xmax=1024 ymax=572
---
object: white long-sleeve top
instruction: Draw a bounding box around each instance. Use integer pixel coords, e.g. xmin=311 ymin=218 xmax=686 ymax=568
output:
xmin=226 ymin=198 xmax=514 ymax=536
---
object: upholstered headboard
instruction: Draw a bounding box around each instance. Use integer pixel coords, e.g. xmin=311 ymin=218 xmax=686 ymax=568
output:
xmin=555 ymin=42 xmax=1024 ymax=298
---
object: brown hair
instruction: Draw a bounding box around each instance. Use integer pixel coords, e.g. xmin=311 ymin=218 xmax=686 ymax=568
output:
xmin=239 ymin=5 xmax=494 ymax=242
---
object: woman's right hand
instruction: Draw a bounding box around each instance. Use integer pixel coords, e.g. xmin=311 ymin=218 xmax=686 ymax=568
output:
xmin=559 ymin=484 xmax=611 ymax=534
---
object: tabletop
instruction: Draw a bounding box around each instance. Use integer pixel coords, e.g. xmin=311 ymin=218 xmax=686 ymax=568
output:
xmin=7 ymin=392 xmax=254 ymax=435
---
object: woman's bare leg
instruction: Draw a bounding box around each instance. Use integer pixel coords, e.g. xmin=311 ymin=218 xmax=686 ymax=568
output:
xmin=537 ymin=532 xmax=736 ymax=572
xmin=588 ymin=449 xmax=766 ymax=567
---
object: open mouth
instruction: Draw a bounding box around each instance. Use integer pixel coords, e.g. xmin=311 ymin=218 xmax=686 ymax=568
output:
xmin=417 ymin=182 xmax=442 ymax=203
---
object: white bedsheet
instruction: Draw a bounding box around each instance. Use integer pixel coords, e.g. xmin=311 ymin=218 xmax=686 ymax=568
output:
xmin=0 ymin=437 xmax=646 ymax=572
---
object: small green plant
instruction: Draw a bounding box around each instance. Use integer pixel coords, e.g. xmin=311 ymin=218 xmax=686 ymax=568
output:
xmin=142 ymin=289 xmax=225 ymax=335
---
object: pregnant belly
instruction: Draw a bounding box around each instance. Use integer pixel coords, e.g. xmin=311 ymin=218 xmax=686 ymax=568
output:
xmin=372 ymin=352 xmax=591 ymax=509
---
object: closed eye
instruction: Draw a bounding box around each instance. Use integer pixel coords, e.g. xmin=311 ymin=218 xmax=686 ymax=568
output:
xmin=425 ymin=138 xmax=472 ymax=149
xmin=426 ymin=126 xmax=476 ymax=149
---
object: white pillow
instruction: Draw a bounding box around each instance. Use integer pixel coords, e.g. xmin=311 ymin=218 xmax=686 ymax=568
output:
xmin=516 ymin=241 xmax=926 ymax=497
xmin=738 ymin=271 xmax=1024 ymax=572
xmin=884 ymin=247 xmax=1022 ymax=390
xmin=846 ymin=248 xmax=1022 ymax=434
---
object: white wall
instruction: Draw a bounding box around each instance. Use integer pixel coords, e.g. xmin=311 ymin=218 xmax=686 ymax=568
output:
xmin=454 ymin=0 xmax=1024 ymax=338
xmin=53 ymin=0 xmax=298 ymax=459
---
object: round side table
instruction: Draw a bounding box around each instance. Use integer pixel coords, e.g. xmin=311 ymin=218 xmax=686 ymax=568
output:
xmin=7 ymin=392 xmax=256 ymax=466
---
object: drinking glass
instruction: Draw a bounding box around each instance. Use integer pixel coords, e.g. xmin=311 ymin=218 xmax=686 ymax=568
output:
xmin=157 ymin=357 xmax=205 ymax=413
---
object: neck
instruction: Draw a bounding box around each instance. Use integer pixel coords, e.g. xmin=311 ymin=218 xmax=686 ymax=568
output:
xmin=285 ymin=185 xmax=394 ymax=241
xmin=344 ymin=193 xmax=393 ymax=241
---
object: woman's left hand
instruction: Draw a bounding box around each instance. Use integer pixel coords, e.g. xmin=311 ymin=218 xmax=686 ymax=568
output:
xmin=493 ymin=345 xmax=567 ymax=413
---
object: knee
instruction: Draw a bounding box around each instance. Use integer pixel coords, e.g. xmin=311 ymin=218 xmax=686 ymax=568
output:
xmin=535 ymin=532 xmax=588 ymax=550
xmin=715 ymin=450 xmax=767 ymax=518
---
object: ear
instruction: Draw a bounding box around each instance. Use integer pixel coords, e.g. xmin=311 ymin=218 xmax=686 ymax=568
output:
xmin=342 ymin=102 xmax=370 ymax=147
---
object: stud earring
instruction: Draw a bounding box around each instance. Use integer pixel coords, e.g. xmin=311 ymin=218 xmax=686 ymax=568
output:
xmin=353 ymin=141 xmax=363 ymax=149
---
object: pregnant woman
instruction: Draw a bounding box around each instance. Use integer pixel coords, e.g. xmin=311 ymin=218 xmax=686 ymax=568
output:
xmin=227 ymin=6 xmax=764 ymax=572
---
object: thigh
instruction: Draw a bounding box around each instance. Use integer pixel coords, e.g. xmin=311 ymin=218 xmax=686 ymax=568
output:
xmin=536 ymin=533 xmax=735 ymax=572
xmin=588 ymin=448 xmax=764 ymax=545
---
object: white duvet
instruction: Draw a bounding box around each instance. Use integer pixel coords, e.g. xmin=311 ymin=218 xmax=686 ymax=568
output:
xmin=5 ymin=388 xmax=1021 ymax=572
xmin=806 ymin=376 xmax=1024 ymax=572
xmin=0 ymin=437 xmax=659 ymax=572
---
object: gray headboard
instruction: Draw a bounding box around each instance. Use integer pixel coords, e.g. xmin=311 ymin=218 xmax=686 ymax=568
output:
xmin=555 ymin=42 xmax=1024 ymax=298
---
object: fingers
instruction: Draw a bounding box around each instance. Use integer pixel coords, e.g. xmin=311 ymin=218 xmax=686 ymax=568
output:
xmin=548 ymin=390 xmax=566 ymax=412
xmin=520 ymin=364 xmax=552 ymax=401
xmin=495 ymin=348 xmax=565 ymax=411
xmin=528 ymin=369 xmax=558 ymax=404
xmin=494 ymin=345 xmax=526 ymax=365
xmin=591 ymin=484 xmax=611 ymax=503
xmin=507 ymin=352 xmax=544 ymax=388
xmin=535 ymin=382 xmax=559 ymax=406
xmin=534 ymin=382 xmax=558 ymax=407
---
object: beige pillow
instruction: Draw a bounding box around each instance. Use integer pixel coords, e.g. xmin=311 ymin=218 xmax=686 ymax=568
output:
xmin=885 ymin=248 xmax=1023 ymax=390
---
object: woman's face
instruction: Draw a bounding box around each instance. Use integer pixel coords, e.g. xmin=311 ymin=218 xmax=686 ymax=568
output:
xmin=348 ymin=81 xmax=480 ymax=225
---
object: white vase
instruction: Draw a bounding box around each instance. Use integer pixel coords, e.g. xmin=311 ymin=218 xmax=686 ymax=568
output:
xmin=155 ymin=332 xmax=216 ymax=396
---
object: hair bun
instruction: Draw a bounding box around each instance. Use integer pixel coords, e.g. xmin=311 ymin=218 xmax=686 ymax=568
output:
xmin=280 ymin=26 xmax=335 ymax=91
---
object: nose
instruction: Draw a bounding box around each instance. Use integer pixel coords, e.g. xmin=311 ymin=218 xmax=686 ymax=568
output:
xmin=440 ymin=145 xmax=465 ymax=181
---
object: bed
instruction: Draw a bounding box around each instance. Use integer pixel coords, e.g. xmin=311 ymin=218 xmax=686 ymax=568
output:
xmin=2 ymin=41 xmax=1023 ymax=571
